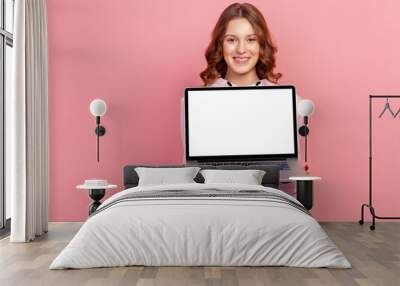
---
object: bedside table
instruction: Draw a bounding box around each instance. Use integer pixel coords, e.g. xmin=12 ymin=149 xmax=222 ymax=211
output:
xmin=77 ymin=182 xmax=117 ymax=215
xmin=289 ymin=176 xmax=321 ymax=210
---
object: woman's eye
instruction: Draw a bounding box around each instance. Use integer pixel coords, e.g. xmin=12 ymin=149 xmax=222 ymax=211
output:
xmin=226 ymin=38 xmax=236 ymax=43
xmin=248 ymin=38 xmax=257 ymax=43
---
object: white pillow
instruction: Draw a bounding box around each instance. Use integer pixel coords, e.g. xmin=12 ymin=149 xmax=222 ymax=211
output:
xmin=200 ymin=169 xmax=266 ymax=185
xmin=135 ymin=167 xmax=200 ymax=186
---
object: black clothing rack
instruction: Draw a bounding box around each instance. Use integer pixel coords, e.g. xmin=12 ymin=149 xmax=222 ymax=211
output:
xmin=359 ymin=95 xmax=400 ymax=230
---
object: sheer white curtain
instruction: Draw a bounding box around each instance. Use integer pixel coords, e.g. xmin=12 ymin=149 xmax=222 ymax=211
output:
xmin=8 ymin=0 xmax=49 ymax=242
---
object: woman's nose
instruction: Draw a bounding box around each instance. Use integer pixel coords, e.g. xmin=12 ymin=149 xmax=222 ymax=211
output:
xmin=236 ymin=40 xmax=246 ymax=53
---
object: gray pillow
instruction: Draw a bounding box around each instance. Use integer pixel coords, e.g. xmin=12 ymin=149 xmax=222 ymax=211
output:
xmin=200 ymin=169 xmax=266 ymax=185
xmin=135 ymin=167 xmax=201 ymax=186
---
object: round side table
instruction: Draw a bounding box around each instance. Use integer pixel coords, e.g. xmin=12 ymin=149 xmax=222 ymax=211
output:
xmin=77 ymin=184 xmax=117 ymax=215
xmin=289 ymin=176 xmax=321 ymax=210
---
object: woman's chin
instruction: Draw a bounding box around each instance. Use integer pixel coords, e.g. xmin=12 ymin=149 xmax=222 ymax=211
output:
xmin=230 ymin=68 xmax=254 ymax=76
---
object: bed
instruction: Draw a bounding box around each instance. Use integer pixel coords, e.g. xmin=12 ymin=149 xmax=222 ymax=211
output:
xmin=50 ymin=165 xmax=350 ymax=269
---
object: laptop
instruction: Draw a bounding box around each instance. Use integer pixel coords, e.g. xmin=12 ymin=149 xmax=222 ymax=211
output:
xmin=184 ymin=86 xmax=305 ymax=182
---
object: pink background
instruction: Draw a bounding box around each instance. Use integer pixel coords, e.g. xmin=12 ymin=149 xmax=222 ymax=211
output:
xmin=47 ymin=0 xmax=400 ymax=221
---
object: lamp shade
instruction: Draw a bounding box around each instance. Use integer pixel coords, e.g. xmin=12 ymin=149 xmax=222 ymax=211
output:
xmin=298 ymin=99 xmax=315 ymax=116
xmin=90 ymin=99 xmax=107 ymax=117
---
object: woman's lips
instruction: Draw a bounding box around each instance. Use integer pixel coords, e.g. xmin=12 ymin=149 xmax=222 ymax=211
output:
xmin=233 ymin=57 xmax=250 ymax=64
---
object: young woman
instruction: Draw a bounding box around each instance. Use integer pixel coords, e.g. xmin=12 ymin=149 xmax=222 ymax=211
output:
xmin=200 ymin=3 xmax=281 ymax=87
xmin=186 ymin=3 xmax=310 ymax=171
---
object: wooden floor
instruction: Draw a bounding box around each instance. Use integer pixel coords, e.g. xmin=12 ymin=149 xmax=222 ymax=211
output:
xmin=0 ymin=222 xmax=399 ymax=286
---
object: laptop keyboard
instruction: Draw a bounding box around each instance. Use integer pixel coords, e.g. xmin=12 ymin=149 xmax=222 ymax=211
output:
xmin=196 ymin=161 xmax=290 ymax=171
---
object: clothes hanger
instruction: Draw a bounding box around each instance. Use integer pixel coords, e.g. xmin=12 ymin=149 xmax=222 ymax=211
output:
xmin=378 ymin=97 xmax=396 ymax=118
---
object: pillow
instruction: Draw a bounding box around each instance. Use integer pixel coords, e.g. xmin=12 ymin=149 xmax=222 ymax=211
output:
xmin=135 ymin=167 xmax=201 ymax=186
xmin=200 ymin=169 xmax=266 ymax=185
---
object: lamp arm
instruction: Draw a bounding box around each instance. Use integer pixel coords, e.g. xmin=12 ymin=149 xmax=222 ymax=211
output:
xmin=97 ymin=128 xmax=100 ymax=162
xmin=97 ymin=116 xmax=100 ymax=162
xmin=304 ymin=125 xmax=307 ymax=163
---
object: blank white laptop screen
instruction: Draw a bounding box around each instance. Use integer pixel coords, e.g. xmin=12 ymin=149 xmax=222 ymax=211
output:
xmin=185 ymin=86 xmax=298 ymax=160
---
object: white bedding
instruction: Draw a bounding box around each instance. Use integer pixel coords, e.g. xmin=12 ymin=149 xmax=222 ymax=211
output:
xmin=50 ymin=183 xmax=351 ymax=269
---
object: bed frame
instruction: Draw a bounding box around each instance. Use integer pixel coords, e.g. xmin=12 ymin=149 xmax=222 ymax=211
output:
xmin=123 ymin=165 xmax=280 ymax=189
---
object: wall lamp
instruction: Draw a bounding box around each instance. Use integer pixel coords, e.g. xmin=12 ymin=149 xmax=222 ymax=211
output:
xmin=298 ymin=99 xmax=315 ymax=168
xmin=89 ymin=99 xmax=107 ymax=162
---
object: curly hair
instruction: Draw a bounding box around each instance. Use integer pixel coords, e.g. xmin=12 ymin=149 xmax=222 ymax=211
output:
xmin=200 ymin=3 xmax=282 ymax=86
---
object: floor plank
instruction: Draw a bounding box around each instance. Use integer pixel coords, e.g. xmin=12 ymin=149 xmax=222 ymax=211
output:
xmin=0 ymin=222 xmax=399 ymax=286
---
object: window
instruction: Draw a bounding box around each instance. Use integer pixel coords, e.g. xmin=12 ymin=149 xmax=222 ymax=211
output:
xmin=1 ymin=0 xmax=14 ymax=232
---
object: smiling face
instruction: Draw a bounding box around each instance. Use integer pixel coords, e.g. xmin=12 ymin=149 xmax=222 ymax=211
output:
xmin=223 ymin=17 xmax=260 ymax=81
